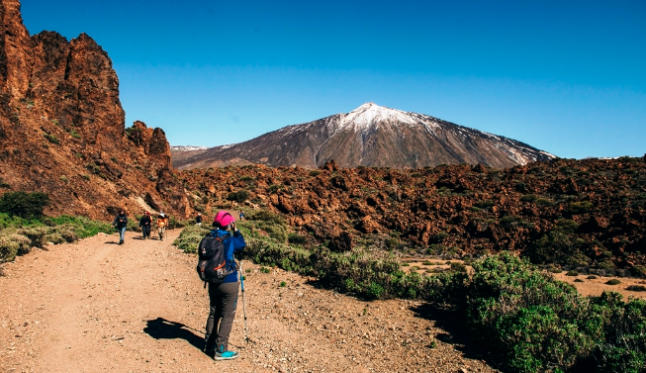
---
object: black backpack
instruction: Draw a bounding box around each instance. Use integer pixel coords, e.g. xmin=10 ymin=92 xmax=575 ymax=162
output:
xmin=196 ymin=234 xmax=235 ymax=283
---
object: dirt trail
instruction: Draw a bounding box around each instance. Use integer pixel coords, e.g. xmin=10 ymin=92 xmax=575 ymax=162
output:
xmin=0 ymin=230 xmax=497 ymax=373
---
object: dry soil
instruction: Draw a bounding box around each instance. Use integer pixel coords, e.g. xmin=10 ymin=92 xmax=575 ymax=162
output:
xmin=0 ymin=230 xmax=497 ymax=373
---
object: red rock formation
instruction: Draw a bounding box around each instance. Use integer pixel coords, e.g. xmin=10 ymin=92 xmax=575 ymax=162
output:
xmin=178 ymin=157 xmax=646 ymax=275
xmin=0 ymin=0 xmax=191 ymax=219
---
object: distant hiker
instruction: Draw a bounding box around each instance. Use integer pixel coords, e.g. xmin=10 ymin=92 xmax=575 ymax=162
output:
xmin=139 ymin=211 xmax=152 ymax=239
xmin=239 ymin=211 xmax=245 ymax=220
xmin=157 ymin=212 xmax=169 ymax=241
xmin=195 ymin=213 xmax=202 ymax=226
xmin=202 ymin=210 xmax=246 ymax=360
xmin=112 ymin=210 xmax=128 ymax=245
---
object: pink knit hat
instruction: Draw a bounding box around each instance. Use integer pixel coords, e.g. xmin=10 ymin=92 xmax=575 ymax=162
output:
xmin=214 ymin=210 xmax=235 ymax=227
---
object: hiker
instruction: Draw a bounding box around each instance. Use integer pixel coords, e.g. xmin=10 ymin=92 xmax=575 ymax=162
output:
xmin=112 ymin=210 xmax=128 ymax=245
xmin=239 ymin=211 xmax=245 ymax=220
xmin=157 ymin=212 xmax=169 ymax=241
xmin=195 ymin=213 xmax=202 ymax=226
xmin=203 ymin=210 xmax=246 ymax=360
xmin=139 ymin=211 xmax=152 ymax=239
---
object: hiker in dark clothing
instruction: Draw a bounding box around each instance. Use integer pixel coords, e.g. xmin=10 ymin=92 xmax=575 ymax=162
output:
xmin=139 ymin=211 xmax=152 ymax=239
xmin=195 ymin=213 xmax=202 ymax=226
xmin=112 ymin=210 xmax=128 ymax=245
xmin=204 ymin=210 xmax=246 ymax=360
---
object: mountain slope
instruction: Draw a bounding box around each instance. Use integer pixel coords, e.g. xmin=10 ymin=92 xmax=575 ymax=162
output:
xmin=174 ymin=103 xmax=555 ymax=169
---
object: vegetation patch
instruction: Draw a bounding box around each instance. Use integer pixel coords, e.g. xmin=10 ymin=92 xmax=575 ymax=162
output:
xmin=227 ymin=190 xmax=249 ymax=202
xmin=0 ymin=213 xmax=113 ymax=263
xmin=0 ymin=191 xmax=49 ymax=218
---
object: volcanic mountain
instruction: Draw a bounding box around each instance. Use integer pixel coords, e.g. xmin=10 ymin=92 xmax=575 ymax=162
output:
xmin=173 ymin=103 xmax=555 ymax=170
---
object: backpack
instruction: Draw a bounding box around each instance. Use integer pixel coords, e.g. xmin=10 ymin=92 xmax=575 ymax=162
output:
xmin=196 ymin=234 xmax=235 ymax=283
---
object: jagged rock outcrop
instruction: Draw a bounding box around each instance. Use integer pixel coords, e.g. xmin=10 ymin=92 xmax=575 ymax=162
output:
xmin=179 ymin=157 xmax=646 ymax=276
xmin=0 ymin=0 xmax=191 ymax=219
xmin=174 ymin=103 xmax=556 ymax=170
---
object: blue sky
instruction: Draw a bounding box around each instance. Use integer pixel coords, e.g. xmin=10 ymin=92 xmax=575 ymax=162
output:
xmin=21 ymin=0 xmax=646 ymax=158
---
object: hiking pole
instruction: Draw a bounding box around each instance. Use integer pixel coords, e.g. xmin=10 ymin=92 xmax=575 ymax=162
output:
xmin=238 ymin=261 xmax=249 ymax=344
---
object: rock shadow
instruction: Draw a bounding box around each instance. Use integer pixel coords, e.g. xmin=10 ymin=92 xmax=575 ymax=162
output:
xmin=143 ymin=317 xmax=204 ymax=352
xmin=410 ymin=303 xmax=503 ymax=370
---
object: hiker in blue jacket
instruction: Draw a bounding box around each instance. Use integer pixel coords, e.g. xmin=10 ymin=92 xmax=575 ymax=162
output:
xmin=204 ymin=210 xmax=246 ymax=360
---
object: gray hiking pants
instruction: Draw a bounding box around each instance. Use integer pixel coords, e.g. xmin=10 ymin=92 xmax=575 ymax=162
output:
xmin=205 ymin=281 xmax=239 ymax=352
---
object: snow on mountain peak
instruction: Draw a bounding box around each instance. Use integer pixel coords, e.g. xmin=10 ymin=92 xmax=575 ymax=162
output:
xmin=340 ymin=102 xmax=417 ymax=129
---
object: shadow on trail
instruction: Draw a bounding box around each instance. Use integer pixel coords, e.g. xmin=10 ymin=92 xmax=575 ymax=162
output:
xmin=104 ymin=241 xmax=119 ymax=245
xmin=143 ymin=317 xmax=204 ymax=351
xmin=410 ymin=303 xmax=503 ymax=370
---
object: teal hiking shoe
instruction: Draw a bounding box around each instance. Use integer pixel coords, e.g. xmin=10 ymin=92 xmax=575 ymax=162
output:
xmin=214 ymin=350 xmax=239 ymax=360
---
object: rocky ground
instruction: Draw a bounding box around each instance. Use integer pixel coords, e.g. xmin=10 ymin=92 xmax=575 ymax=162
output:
xmin=180 ymin=156 xmax=646 ymax=276
xmin=0 ymin=230 xmax=498 ymax=373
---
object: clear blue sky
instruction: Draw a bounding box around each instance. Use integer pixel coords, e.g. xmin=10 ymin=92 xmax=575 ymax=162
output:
xmin=21 ymin=0 xmax=646 ymax=159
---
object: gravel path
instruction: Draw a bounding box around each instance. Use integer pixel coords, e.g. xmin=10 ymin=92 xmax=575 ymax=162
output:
xmin=0 ymin=230 xmax=497 ymax=372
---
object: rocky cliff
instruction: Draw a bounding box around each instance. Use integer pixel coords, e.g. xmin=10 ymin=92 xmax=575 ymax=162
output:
xmin=0 ymin=0 xmax=191 ymax=219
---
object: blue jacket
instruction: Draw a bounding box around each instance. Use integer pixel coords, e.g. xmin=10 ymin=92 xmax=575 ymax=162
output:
xmin=209 ymin=228 xmax=246 ymax=283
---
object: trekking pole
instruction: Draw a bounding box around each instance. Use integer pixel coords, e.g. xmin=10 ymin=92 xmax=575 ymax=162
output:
xmin=238 ymin=261 xmax=249 ymax=344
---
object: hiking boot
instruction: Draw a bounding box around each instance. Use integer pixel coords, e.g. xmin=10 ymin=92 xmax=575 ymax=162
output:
xmin=214 ymin=350 xmax=238 ymax=360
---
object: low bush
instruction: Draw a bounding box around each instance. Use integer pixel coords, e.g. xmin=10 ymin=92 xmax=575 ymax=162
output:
xmin=605 ymin=279 xmax=621 ymax=285
xmin=227 ymin=190 xmax=249 ymax=202
xmin=425 ymin=254 xmax=646 ymax=372
xmin=0 ymin=213 xmax=113 ymax=262
xmin=0 ymin=232 xmax=30 ymax=262
xmin=287 ymin=233 xmax=307 ymax=245
xmin=0 ymin=191 xmax=49 ymax=218
xmin=626 ymin=285 xmax=646 ymax=292
xmin=173 ymin=224 xmax=210 ymax=253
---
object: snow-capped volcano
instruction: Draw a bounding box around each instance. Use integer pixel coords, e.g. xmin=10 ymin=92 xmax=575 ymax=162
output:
xmin=340 ymin=102 xmax=418 ymax=128
xmin=173 ymin=103 xmax=556 ymax=169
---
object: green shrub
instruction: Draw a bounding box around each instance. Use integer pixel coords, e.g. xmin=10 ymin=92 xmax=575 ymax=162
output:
xmin=44 ymin=216 xmax=112 ymax=239
xmin=44 ymin=232 xmax=65 ymax=245
xmin=589 ymin=293 xmax=646 ymax=372
xmin=0 ymin=191 xmax=49 ymax=218
xmin=423 ymin=254 xmax=646 ymax=372
xmin=520 ymin=194 xmax=538 ymax=202
xmin=260 ymin=266 xmax=270 ymax=274
xmin=18 ymin=226 xmax=48 ymax=249
xmin=44 ymin=133 xmax=59 ymax=144
xmin=605 ymin=279 xmax=621 ymax=285
xmin=288 ymin=233 xmax=307 ymax=245
xmin=566 ymin=270 xmax=579 ymax=276
xmin=568 ymin=200 xmax=594 ymax=214
xmin=227 ymin=190 xmax=249 ymax=202
xmin=268 ymin=184 xmax=283 ymax=193
xmin=626 ymin=285 xmax=646 ymax=292
xmin=173 ymin=224 xmax=210 ymax=253
xmin=0 ymin=232 xmax=30 ymax=262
